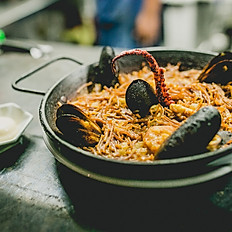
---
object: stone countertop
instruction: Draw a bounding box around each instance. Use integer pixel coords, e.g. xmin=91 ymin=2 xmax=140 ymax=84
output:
xmin=0 ymin=41 xmax=103 ymax=232
xmin=0 ymin=41 xmax=232 ymax=232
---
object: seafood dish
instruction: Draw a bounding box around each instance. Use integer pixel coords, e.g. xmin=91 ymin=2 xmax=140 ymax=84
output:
xmin=55 ymin=48 xmax=232 ymax=162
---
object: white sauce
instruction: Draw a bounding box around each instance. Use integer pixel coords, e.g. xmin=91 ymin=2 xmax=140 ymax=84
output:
xmin=0 ymin=116 xmax=17 ymax=142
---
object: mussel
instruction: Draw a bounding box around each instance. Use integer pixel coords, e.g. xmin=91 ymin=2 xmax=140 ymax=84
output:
xmin=156 ymin=106 xmax=222 ymax=159
xmin=198 ymin=51 xmax=232 ymax=85
xmin=112 ymin=49 xmax=173 ymax=117
xmin=87 ymin=46 xmax=118 ymax=91
xmin=56 ymin=104 xmax=101 ymax=147
xmin=126 ymin=79 xmax=159 ymax=117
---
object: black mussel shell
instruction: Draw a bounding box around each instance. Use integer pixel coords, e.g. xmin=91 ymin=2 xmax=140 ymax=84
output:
xmin=157 ymin=106 xmax=221 ymax=159
xmin=203 ymin=52 xmax=232 ymax=70
xmin=198 ymin=60 xmax=232 ymax=85
xmin=56 ymin=115 xmax=101 ymax=146
xmin=87 ymin=46 xmax=118 ymax=90
xmin=56 ymin=104 xmax=101 ymax=146
xmin=198 ymin=51 xmax=232 ymax=84
xmin=57 ymin=103 xmax=87 ymax=120
xmin=126 ymin=79 xmax=158 ymax=117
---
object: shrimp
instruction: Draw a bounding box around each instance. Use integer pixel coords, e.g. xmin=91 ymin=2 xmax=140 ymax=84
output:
xmin=143 ymin=126 xmax=176 ymax=156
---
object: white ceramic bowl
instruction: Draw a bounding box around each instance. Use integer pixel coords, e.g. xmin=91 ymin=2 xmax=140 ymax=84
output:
xmin=0 ymin=103 xmax=33 ymax=146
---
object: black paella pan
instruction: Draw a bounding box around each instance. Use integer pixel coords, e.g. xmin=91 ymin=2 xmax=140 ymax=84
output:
xmin=12 ymin=48 xmax=232 ymax=188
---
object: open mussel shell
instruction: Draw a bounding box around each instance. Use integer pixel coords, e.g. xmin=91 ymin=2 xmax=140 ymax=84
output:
xmin=56 ymin=104 xmax=101 ymax=147
xmin=57 ymin=103 xmax=89 ymax=121
xmin=87 ymin=46 xmax=118 ymax=90
xmin=156 ymin=106 xmax=221 ymax=159
xmin=198 ymin=51 xmax=232 ymax=84
xmin=198 ymin=60 xmax=232 ymax=84
xmin=202 ymin=51 xmax=232 ymax=70
xmin=126 ymin=79 xmax=158 ymax=117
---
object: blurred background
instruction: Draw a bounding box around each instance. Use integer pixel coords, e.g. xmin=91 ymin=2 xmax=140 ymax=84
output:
xmin=1 ymin=0 xmax=232 ymax=52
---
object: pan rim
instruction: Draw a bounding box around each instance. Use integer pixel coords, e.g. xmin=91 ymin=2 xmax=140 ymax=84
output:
xmin=43 ymin=132 xmax=232 ymax=188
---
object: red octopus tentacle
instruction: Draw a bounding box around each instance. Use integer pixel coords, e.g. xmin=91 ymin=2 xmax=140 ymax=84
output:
xmin=111 ymin=49 xmax=174 ymax=106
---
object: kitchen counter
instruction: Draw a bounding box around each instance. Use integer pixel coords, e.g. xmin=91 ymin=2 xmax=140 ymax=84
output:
xmin=0 ymin=41 xmax=103 ymax=232
xmin=0 ymin=41 xmax=232 ymax=232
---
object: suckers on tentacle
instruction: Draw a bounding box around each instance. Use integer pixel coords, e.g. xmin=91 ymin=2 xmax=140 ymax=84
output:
xmin=111 ymin=49 xmax=174 ymax=106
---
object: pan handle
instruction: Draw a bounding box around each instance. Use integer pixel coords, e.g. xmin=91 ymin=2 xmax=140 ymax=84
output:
xmin=12 ymin=57 xmax=83 ymax=96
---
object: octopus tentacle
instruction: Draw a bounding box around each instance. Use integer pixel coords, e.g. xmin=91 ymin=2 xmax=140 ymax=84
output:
xmin=111 ymin=49 xmax=174 ymax=106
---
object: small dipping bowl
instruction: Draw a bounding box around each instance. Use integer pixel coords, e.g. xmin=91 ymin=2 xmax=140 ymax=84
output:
xmin=0 ymin=103 xmax=33 ymax=150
